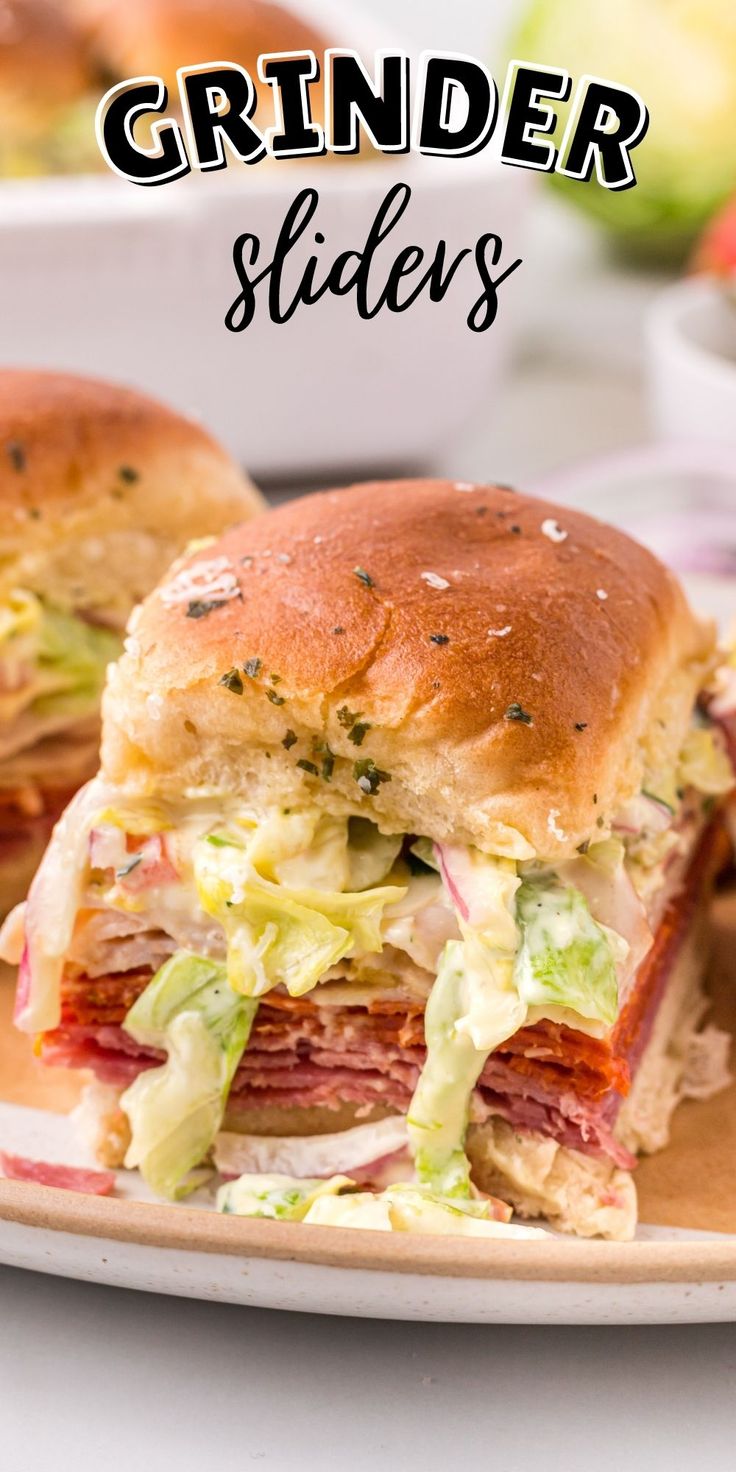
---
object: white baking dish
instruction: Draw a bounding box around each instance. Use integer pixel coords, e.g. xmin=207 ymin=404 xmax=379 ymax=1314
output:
xmin=0 ymin=0 xmax=531 ymax=479
xmin=646 ymin=276 xmax=736 ymax=449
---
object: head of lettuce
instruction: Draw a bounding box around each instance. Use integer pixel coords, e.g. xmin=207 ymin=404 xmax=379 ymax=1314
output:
xmin=511 ymin=0 xmax=736 ymax=261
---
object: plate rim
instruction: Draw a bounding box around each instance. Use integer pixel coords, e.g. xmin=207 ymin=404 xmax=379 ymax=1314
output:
xmin=2 ymin=1180 xmax=735 ymax=1284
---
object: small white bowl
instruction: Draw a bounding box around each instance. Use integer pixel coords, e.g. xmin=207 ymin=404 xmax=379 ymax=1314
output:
xmin=646 ymin=276 xmax=736 ymax=447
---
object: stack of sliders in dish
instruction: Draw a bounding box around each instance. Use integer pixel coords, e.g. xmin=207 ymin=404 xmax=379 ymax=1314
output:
xmin=0 ymin=368 xmax=263 ymax=915
xmin=3 ymin=480 xmax=733 ymax=1239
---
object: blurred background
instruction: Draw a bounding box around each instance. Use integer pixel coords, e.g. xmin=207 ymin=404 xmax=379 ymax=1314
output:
xmin=0 ymin=0 xmax=734 ymax=620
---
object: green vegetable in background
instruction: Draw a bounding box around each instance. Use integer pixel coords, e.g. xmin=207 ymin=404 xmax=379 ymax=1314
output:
xmin=511 ymin=0 xmax=736 ymax=261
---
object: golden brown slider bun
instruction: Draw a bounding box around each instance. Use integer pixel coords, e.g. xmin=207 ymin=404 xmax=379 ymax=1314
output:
xmin=101 ymin=480 xmax=715 ymax=860
xmin=74 ymin=0 xmax=329 ymax=131
xmin=0 ymin=368 xmax=264 ymax=626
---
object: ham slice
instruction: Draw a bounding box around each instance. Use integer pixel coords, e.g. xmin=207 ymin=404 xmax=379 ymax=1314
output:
xmin=0 ymin=1151 xmax=115 ymax=1195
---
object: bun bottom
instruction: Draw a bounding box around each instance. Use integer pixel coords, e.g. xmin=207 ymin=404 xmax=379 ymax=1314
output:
xmin=466 ymin=1120 xmax=637 ymax=1240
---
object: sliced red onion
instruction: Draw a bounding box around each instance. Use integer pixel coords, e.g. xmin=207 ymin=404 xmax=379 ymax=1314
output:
xmin=434 ymin=843 xmax=470 ymax=921
xmin=436 ymin=841 xmax=518 ymax=929
xmin=613 ymin=793 xmax=674 ymax=836
xmin=13 ymin=942 xmax=31 ymax=1027
xmin=533 ymin=443 xmax=736 ymax=579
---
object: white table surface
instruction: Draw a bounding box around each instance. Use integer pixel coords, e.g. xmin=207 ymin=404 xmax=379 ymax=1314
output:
xmin=2 ymin=1261 xmax=735 ymax=1471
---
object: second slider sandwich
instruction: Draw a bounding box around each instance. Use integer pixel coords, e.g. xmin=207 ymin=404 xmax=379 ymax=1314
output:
xmin=0 ymin=368 xmax=263 ymax=914
xmin=4 ymin=480 xmax=734 ymax=1237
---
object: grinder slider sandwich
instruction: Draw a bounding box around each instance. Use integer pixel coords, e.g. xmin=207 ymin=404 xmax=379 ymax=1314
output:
xmin=0 ymin=368 xmax=263 ymax=916
xmin=3 ymin=480 xmax=733 ymax=1239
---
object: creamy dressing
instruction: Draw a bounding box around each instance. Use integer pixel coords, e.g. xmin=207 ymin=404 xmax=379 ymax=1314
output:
xmin=216 ymin=1172 xmax=547 ymax=1236
xmin=407 ymin=937 xmax=526 ymax=1196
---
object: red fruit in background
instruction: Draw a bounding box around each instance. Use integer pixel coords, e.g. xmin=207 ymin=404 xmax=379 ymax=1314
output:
xmin=692 ymin=197 xmax=736 ymax=276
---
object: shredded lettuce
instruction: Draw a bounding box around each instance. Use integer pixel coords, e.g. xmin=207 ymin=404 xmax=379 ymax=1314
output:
xmin=96 ymin=800 xmax=175 ymax=836
xmin=514 ymin=877 xmax=619 ymax=1027
xmin=304 ymin=1191 xmax=394 ymax=1230
xmin=121 ymin=951 xmax=257 ymax=1198
xmin=231 ymin=808 xmax=402 ymax=894
xmin=33 ymin=605 xmax=120 ymax=718
xmin=245 ymin=810 xmax=342 ymax=888
xmin=346 ymin=819 xmax=403 ymax=890
xmin=194 ymin=835 xmax=406 ymax=998
xmin=407 ymin=855 xmax=524 ymax=1197
xmin=0 ymin=589 xmax=120 ymax=722
xmin=642 ymin=715 xmax=734 ymax=811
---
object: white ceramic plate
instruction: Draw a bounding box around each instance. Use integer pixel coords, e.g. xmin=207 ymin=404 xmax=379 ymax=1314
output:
xmin=1 ymin=1100 xmax=735 ymax=1324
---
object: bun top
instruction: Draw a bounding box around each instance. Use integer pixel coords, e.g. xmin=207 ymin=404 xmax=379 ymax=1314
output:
xmin=0 ymin=368 xmax=264 ymax=624
xmin=102 ymin=479 xmax=715 ymax=859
